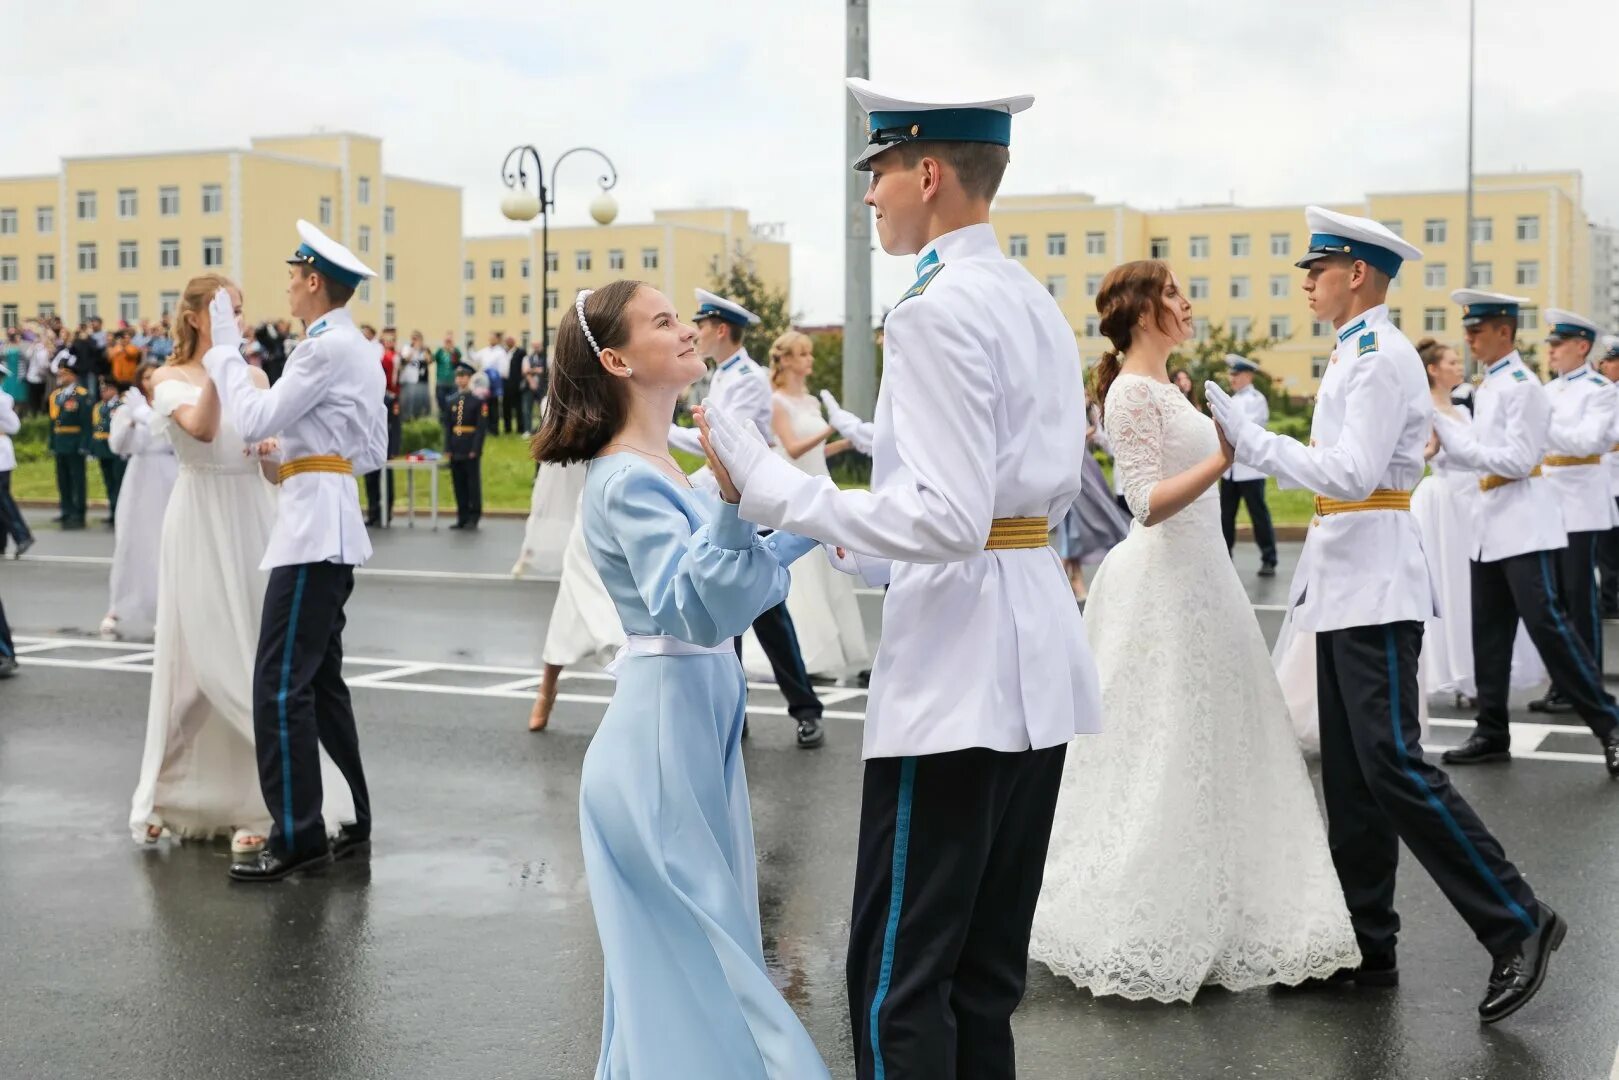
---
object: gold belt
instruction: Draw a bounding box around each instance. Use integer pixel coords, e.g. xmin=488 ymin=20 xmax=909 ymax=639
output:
xmin=451 ymin=425 xmax=478 ymax=434
xmin=277 ymin=454 xmax=353 ymax=483
xmin=55 ymin=425 xmax=82 ymax=434
xmin=92 ymin=431 xmax=109 ymax=440
xmin=1479 ymin=465 xmax=1541 ymax=492
xmin=984 ymin=516 xmax=1050 ymax=551
xmin=1543 ymin=454 xmax=1601 ymax=467
xmin=1312 ymin=489 xmax=1413 ymax=516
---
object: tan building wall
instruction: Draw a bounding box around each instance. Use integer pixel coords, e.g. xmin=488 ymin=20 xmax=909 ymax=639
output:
xmin=0 ymin=175 xmax=65 ymax=324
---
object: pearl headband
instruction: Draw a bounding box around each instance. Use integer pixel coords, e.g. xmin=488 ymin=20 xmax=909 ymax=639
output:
xmin=574 ymin=290 xmax=600 ymax=356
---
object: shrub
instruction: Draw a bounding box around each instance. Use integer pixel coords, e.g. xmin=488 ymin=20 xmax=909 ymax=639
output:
xmin=400 ymin=417 xmax=443 ymax=454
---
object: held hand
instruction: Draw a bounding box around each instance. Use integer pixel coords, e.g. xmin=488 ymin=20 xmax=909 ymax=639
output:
xmin=819 ymin=389 xmax=861 ymax=438
xmin=250 ymin=437 xmax=279 ymax=458
xmin=693 ymin=407 xmax=743 ymax=504
xmin=697 ymin=400 xmax=770 ymax=496
xmin=1216 ymin=423 xmax=1237 ymax=465
xmin=1425 ymin=428 xmax=1441 ymax=461
xmin=209 ymin=288 xmax=243 ymax=353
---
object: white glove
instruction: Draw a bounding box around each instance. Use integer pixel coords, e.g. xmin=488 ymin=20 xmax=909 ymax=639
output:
xmin=209 ymin=288 xmax=243 ymax=353
xmin=1204 ymin=381 xmax=1256 ymax=456
xmin=820 ymin=390 xmax=873 ymax=454
xmin=822 ymin=542 xmax=860 ymax=576
xmin=701 ymin=400 xmax=771 ymax=495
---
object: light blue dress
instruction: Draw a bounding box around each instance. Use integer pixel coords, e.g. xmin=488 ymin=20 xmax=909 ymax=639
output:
xmin=579 ymin=454 xmax=830 ymax=1080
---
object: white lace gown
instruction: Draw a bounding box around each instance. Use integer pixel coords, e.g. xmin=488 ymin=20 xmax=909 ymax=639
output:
xmin=106 ymin=388 xmax=179 ymax=640
xmin=742 ymin=392 xmax=872 ymax=679
xmin=1031 ymin=373 xmax=1360 ymax=1003
xmin=128 ymin=379 xmax=355 ymax=842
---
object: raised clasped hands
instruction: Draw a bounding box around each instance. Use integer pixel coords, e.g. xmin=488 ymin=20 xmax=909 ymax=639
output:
xmin=694 ymin=401 xmax=770 ymax=504
xmin=692 ymin=406 xmax=743 ymax=504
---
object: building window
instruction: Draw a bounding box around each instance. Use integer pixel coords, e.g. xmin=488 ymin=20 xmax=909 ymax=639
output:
xmin=575 ymin=250 xmax=592 ymax=272
xmin=1424 ymin=263 xmax=1447 ymax=289
xmin=0 ymin=257 xmax=15 ymax=284
xmin=1269 ymin=274 xmax=1289 ymax=299
xmin=520 ymin=258 xmax=531 ymax=279
xmin=1312 ymin=319 xmax=1332 ymax=337
xmin=78 ymin=294 xmax=98 ymax=321
xmin=160 ymin=239 xmax=179 ymax=269
xmin=1521 ymin=305 xmax=1540 ymax=330
xmin=1149 ymin=237 xmax=1169 ymax=259
xmin=521 ymin=294 xmax=532 ymax=315
xmin=1269 ymin=233 xmax=1291 ymax=257
xmin=1082 ymin=315 xmax=1100 ymax=337
xmin=1189 ymin=277 xmax=1210 ymax=300
xmin=1084 ymin=231 xmax=1105 ymax=256
xmin=608 ymin=249 xmax=625 ymax=271
xmin=1471 ymin=217 xmax=1493 ymax=243
xmin=0 ymin=209 xmax=14 ymax=235
xmin=159 ymin=186 xmax=179 ymax=216
xmin=37 ymin=302 xmax=53 ymax=320
xmin=77 ymin=242 xmax=97 ymax=272
xmin=357 ymin=177 xmax=370 ymax=205
xmin=357 ymin=281 xmax=369 ymax=302
xmin=1470 ymin=262 xmax=1493 ymax=287
xmin=1192 ymin=317 xmax=1210 ymax=341
xmin=1189 ymin=235 xmax=1210 ymax=259
xmin=463 ymin=260 xmax=474 ymax=281
xmin=76 ymin=190 xmax=96 ymax=220
xmin=384 ymin=302 xmax=395 ymax=326
xmin=1423 ymin=218 xmax=1447 ymax=245
xmin=160 ymin=291 xmax=179 ymax=317
xmin=119 ymin=293 xmax=139 ymax=323
xmin=202 ymin=184 xmax=222 ymax=214
xmin=491 ymin=295 xmax=505 ymax=316
xmin=1007 ymin=235 xmax=1028 ymax=258
xmin=1312 ymin=355 xmax=1329 ymax=379
xmin=1269 ymin=315 xmax=1291 ymax=339
xmin=1516 ymin=260 xmax=1540 ymax=287
xmin=0 ymin=304 xmax=16 ymax=330
xmin=1046 ymin=275 xmax=1067 ymax=301
xmin=319 ymin=196 xmax=333 ymax=227
xmin=545 ymin=289 xmax=558 ymax=311
xmin=384 ymin=206 xmax=395 ymax=234
xmin=357 ymin=226 xmax=370 ymax=254
xmin=490 ymin=259 xmax=505 ymax=280
xmin=1516 ymin=215 xmax=1540 ymax=242
xmin=1046 ymin=233 xmax=1067 ymax=257
xmin=202 ymin=237 xmax=223 ymax=268
xmin=1381 ymin=219 xmax=1404 ymax=237
xmin=1388 ymin=308 xmax=1402 ymax=329
xmin=118 ymin=241 xmax=138 ymax=271
xmin=117 ymin=188 xmax=137 ymax=218
xmin=1230 ymin=275 xmax=1251 ymax=299
xmin=36 ymin=205 xmax=54 ymax=233
xmin=1230 ymin=233 xmax=1251 ymax=258
xmin=1230 ymin=317 xmax=1252 ymax=342
xmin=37 ymin=253 xmax=55 ymax=282
xmin=640 ymin=248 xmax=658 ymax=271
xmin=384 ymin=255 xmax=396 ymax=282
xmin=1423 ymin=307 xmax=1447 ymax=333
xmin=1084 ymin=273 xmax=1102 ymax=298
xmin=546 ymin=250 xmax=559 ymax=273
xmin=463 ymin=296 xmax=475 ymax=317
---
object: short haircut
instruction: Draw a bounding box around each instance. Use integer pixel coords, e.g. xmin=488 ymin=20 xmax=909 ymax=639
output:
xmin=888 ymin=141 xmax=1010 ymax=202
xmin=295 ymin=265 xmax=356 ymax=308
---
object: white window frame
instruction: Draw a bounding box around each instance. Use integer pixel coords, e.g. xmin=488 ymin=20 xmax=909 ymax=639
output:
xmin=1149 ymin=237 xmax=1169 ymax=259
xmin=1046 ymin=274 xmax=1067 ymax=301
xmin=160 ymin=239 xmax=180 ymax=269
xmin=1084 ymin=231 xmax=1105 ymax=256
xmin=1269 ymin=274 xmax=1289 ymax=298
xmin=357 ymin=226 xmax=370 ymax=254
xmin=77 ymin=242 xmax=97 ymax=272
xmin=490 ymin=259 xmax=505 ymax=280
xmin=36 ymin=205 xmax=54 ymax=233
xmin=1269 ymin=233 xmax=1290 ymax=257
xmin=1423 ymin=307 xmax=1447 ymax=333
xmin=319 ymin=196 xmax=333 ymax=227
xmin=1082 ymin=315 xmax=1100 ymax=338
xmin=1230 ymin=316 xmax=1252 ymax=342
xmin=1229 ymin=275 xmax=1251 ymax=300
xmin=640 ymin=248 xmax=658 ymax=271
xmin=1423 ymin=218 xmax=1447 ymax=245
xmin=36 ymin=253 xmax=55 ymax=281
xmin=117 ymin=188 xmax=137 ymax=219
xmin=1084 ymin=273 xmax=1103 ymax=298
xmin=575 ymin=250 xmax=592 ymax=272
xmin=118 ymin=240 xmax=138 ymax=272
xmin=159 ymin=291 xmax=179 ymax=317
xmin=1189 ymin=235 xmax=1210 ymax=259
xmin=357 ymin=176 xmax=371 ymax=205
xmin=1471 ymin=217 xmax=1493 ymax=244
xmin=118 ymin=292 xmax=139 ymax=323
xmin=1230 ymin=233 xmax=1251 ymax=258
xmin=608 ymin=249 xmax=625 ymax=271
xmin=384 ymin=255 xmax=396 ymax=282
xmin=490 ymin=295 xmax=505 ymax=316
xmin=463 ymin=260 xmax=474 ymax=282
xmin=76 ymin=190 xmax=96 ymax=221
xmin=1515 ymin=260 xmax=1540 ymax=287
xmin=78 ymin=293 xmax=98 ymax=321
xmin=1424 ymin=263 xmax=1447 ymax=289
xmin=1188 ymin=277 xmax=1210 ymax=300
xmin=1046 ymin=233 xmax=1067 ymax=257
xmin=159 ymin=186 xmax=180 ymax=216
xmin=201 ymin=184 xmax=223 ymax=215
xmin=201 ymin=237 xmax=224 ymax=268
xmin=384 ymin=206 xmax=395 ymax=234
xmin=1269 ymin=315 xmax=1291 ymax=339
xmin=0 ymin=257 xmax=16 ymax=284
xmin=1470 ymin=262 xmax=1493 ymax=288
xmin=463 ymin=296 xmax=475 ymax=317
xmin=1516 ymin=215 xmax=1541 ymax=242
xmin=0 ymin=208 xmax=15 ymax=235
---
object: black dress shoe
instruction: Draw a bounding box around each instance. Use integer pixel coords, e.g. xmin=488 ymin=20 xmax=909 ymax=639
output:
xmin=795 ymin=716 xmax=825 ymax=749
xmin=740 ymin=718 xmax=749 ymax=740
xmin=1275 ymin=954 xmax=1398 ymax=991
xmin=1603 ymin=737 xmax=1619 ymax=780
xmin=1528 ymin=688 xmax=1574 ymax=714
xmin=1603 ymin=606 xmax=1619 ymax=621
xmin=1479 ymin=907 xmax=1566 ymax=1023
xmin=14 ymin=536 xmax=34 ymax=558
xmin=228 ymin=844 xmax=333 ymax=883
xmin=449 ymin=522 xmax=467 ymax=530
xmin=1442 ymin=733 xmax=1512 ymax=765
xmin=1257 ymin=562 xmax=1278 ymax=578
xmin=364 ymin=515 xmax=381 ymax=527
xmin=331 ymin=825 xmax=371 ymax=860
xmin=0 ymin=656 xmax=18 ymax=679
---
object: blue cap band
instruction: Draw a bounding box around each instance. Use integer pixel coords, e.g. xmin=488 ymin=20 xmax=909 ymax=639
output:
xmin=1462 ymin=302 xmax=1519 ymax=325
xmin=694 ymin=302 xmax=749 ymax=328
xmin=1549 ymin=322 xmax=1596 ymax=342
xmin=866 ymin=108 xmax=1013 ymax=152
xmin=1299 ymin=233 xmax=1404 ymax=279
xmin=289 ymin=242 xmax=363 ymax=288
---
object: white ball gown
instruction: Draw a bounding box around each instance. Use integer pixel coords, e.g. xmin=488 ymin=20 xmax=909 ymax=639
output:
xmin=523 ymin=462 xmax=624 ymax=668
xmin=1030 ymin=373 xmax=1360 ymax=1003
xmin=104 ymin=387 xmax=178 ymax=640
xmin=128 ymin=378 xmax=355 ymax=842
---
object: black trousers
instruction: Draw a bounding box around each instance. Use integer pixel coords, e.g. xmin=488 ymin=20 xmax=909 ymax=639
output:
xmin=0 ymin=471 xmax=31 ymax=549
xmin=1598 ymin=505 xmax=1619 ymax=612
xmin=1317 ymin=622 xmax=1539 ymax=959
xmin=1219 ymin=477 xmax=1277 ymax=564
xmin=0 ymin=593 xmax=13 ymax=659
xmin=362 ymin=470 xmax=395 ymax=524
xmin=252 ymin=562 xmax=371 ymax=855
xmin=97 ymin=456 xmax=124 ymax=523
xmin=848 ymin=746 xmax=1065 ymax=1080
xmin=55 ymin=453 xmax=86 ymax=524
xmin=501 ymin=387 xmax=524 ymax=434
xmin=1554 ymin=531 xmax=1603 ymax=673
xmin=734 ymin=601 xmax=821 ymax=719
xmin=449 ymin=458 xmax=482 ymax=526
xmin=1471 ymin=550 xmax=1619 ymax=742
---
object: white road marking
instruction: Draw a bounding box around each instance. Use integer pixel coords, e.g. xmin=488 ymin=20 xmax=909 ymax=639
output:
xmin=1609 ymin=1039 xmax=1618 ymax=1080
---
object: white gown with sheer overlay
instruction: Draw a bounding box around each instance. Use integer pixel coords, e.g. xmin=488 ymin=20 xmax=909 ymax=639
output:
xmin=742 ymin=392 xmax=872 ymax=679
xmin=106 ymin=387 xmax=179 ymax=640
xmin=128 ymin=379 xmax=355 ymax=842
xmin=1030 ymin=373 xmax=1359 ymax=1003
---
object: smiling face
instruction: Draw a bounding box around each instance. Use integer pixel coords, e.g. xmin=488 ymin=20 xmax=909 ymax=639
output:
xmin=601 ymin=287 xmax=703 ymax=392
xmin=864 ymin=151 xmax=930 ymax=256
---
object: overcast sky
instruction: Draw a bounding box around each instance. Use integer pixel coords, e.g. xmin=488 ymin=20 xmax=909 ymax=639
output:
xmin=6 ymin=0 xmax=1616 ymax=323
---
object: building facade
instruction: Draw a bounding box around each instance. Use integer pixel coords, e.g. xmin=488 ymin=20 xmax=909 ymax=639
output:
xmin=991 ymin=171 xmax=1593 ymax=390
xmin=460 ymin=207 xmax=790 ymax=355
xmin=1591 ymin=222 xmax=1619 ymax=333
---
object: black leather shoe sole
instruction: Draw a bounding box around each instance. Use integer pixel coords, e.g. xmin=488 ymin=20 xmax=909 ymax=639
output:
xmin=796 ymin=722 xmax=825 ymax=749
xmin=1442 ymin=747 xmax=1512 ymax=765
xmin=1480 ymin=913 xmax=1566 ymax=1024
xmin=1527 ymin=699 xmax=1574 ymax=714
xmin=1257 ymin=564 xmax=1277 ymax=578
xmin=1273 ymin=964 xmax=1398 ymax=992
xmin=229 ymin=850 xmax=333 ymax=883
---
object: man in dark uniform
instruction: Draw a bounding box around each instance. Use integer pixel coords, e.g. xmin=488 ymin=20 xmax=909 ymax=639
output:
xmin=446 ymin=362 xmax=486 ymax=530
xmin=363 ymin=390 xmax=401 ymax=527
xmin=0 ymin=592 xmax=16 ymax=678
xmin=49 ymin=366 xmax=91 ymax=529
xmin=88 ymin=380 xmax=126 ymax=527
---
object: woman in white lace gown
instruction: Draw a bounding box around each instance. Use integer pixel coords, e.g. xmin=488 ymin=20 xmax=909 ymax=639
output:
xmin=129 ymin=275 xmax=355 ymax=850
xmin=741 ymin=331 xmax=871 ymax=679
xmin=1031 ymin=261 xmax=1359 ymax=1002
xmin=101 ymin=364 xmax=179 ymax=640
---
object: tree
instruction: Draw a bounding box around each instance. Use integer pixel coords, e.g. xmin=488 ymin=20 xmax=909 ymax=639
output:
xmin=1169 ymin=323 xmax=1304 ymax=415
xmin=708 ymin=248 xmax=793 ymax=363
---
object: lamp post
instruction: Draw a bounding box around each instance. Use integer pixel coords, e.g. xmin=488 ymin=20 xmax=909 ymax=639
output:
xmin=500 ymin=145 xmax=620 ymax=362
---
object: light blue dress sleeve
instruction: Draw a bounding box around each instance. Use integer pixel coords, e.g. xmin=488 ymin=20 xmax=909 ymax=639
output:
xmin=604 ymin=467 xmax=794 ymax=647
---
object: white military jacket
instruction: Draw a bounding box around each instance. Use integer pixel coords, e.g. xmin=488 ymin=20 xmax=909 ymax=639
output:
xmin=735 ymin=223 xmax=1102 ymax=759
xmin=1224 ymin=385 xmax=1270 ymax=483
xmin=1432 ymin=351 xmax=1567 ymax=562
xmin=668 ymin=348 xmax=772 ymax=456
xmin=205 ymin=306 xmax=388 ymax=569
xmin=1541 ymin=365 xmax=1619 ymax=534
xmin=1229 ymin=305 xmax=1436 ymax=632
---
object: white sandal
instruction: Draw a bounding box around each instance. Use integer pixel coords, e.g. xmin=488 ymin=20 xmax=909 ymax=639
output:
xmin=99 ymin=615 xmax=119 ymax=640
xmin=230 ymin=828 xmax=266 ymax=855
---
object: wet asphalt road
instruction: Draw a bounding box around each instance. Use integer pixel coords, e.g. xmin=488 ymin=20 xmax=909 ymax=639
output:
xmin=2 ymin=518 xmax=1618 ymax=1080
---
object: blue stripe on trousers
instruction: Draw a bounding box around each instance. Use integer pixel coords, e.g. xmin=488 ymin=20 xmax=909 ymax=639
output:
xmin=869 ymin=756 xmax=917 ymax=1080
xmin=1588 ymin=540 xmax=1602 ymax=666
xmin=1384 ymin=627 xmax=1535 ymax=935
xmin=277 ymin=566 xmax=309 ymax=852
xmin=1539 ymin=552 xmax=1619 ymax=726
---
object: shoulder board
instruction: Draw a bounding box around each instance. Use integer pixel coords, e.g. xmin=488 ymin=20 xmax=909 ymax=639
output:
xmin=1512 ymin=369 xmax=1529 ymax=382
xmin=1589 ymin=373 xmax=1608 ymax=386
xmin=1356 ymin=331 xmax=1378 ymax=357
xmin=897 ymin=264 xmax=945 ymax=306
xmin=307 ymin=319 xmax=330 ymax=338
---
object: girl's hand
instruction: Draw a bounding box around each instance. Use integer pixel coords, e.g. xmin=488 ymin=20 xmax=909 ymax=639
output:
xmin=693 ymin=407 xmax=742 ymax=504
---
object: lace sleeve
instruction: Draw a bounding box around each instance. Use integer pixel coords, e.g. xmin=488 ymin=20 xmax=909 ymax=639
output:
xmin=1104 ymin=377 xmax=1165 ymax=524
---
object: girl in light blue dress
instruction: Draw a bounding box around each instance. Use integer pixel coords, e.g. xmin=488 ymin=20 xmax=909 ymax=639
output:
xmin=532 ymin=280 xmax=830 ymax=1079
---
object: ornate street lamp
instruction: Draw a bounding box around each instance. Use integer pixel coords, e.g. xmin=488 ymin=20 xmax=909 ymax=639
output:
xmin=500 ymin=145 xmax=620 ymax=360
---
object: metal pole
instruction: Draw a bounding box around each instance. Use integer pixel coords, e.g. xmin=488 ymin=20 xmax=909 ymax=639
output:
xmin=843 ymin=0 xmax=875 ymax=417
xmin=1463 ymin=0 xmax=1476 ymax=377
xmin=540 ymin=207 xmax=550 ymax=362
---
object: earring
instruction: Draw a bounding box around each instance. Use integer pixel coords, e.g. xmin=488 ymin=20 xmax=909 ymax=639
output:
xmin=623 ymin=368 xmax=633 ymax=376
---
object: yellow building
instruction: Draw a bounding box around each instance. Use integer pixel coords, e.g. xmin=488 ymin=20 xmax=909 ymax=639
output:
xmin=991 ymin=171 xmax=1591 ymax=390
xmin=0 ymin=132 xmax=461 ymax=338
xmin=461 ymin=207 xmax=790 ymax=355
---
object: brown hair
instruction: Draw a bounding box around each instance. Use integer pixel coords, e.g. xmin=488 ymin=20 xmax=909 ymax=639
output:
xmin=530 ymin=279 xmax=646 ymax=465
xmin=169 ymin=273 xmax=238 ymax=366
xmin=1415 ymin=337 xmax=1453 ymax=388
xmin=1093 ymin=260 xmax=1177 ymax=416
xmin=294 ymin=264 xmax=356 ymax=309
xmin=133 ymin=360 xmax=161 ymax=393
xmin=886 ymin=141 xmax=1011 ymax=202
xmin=768 ymin=330 xmax=813 ymax=390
